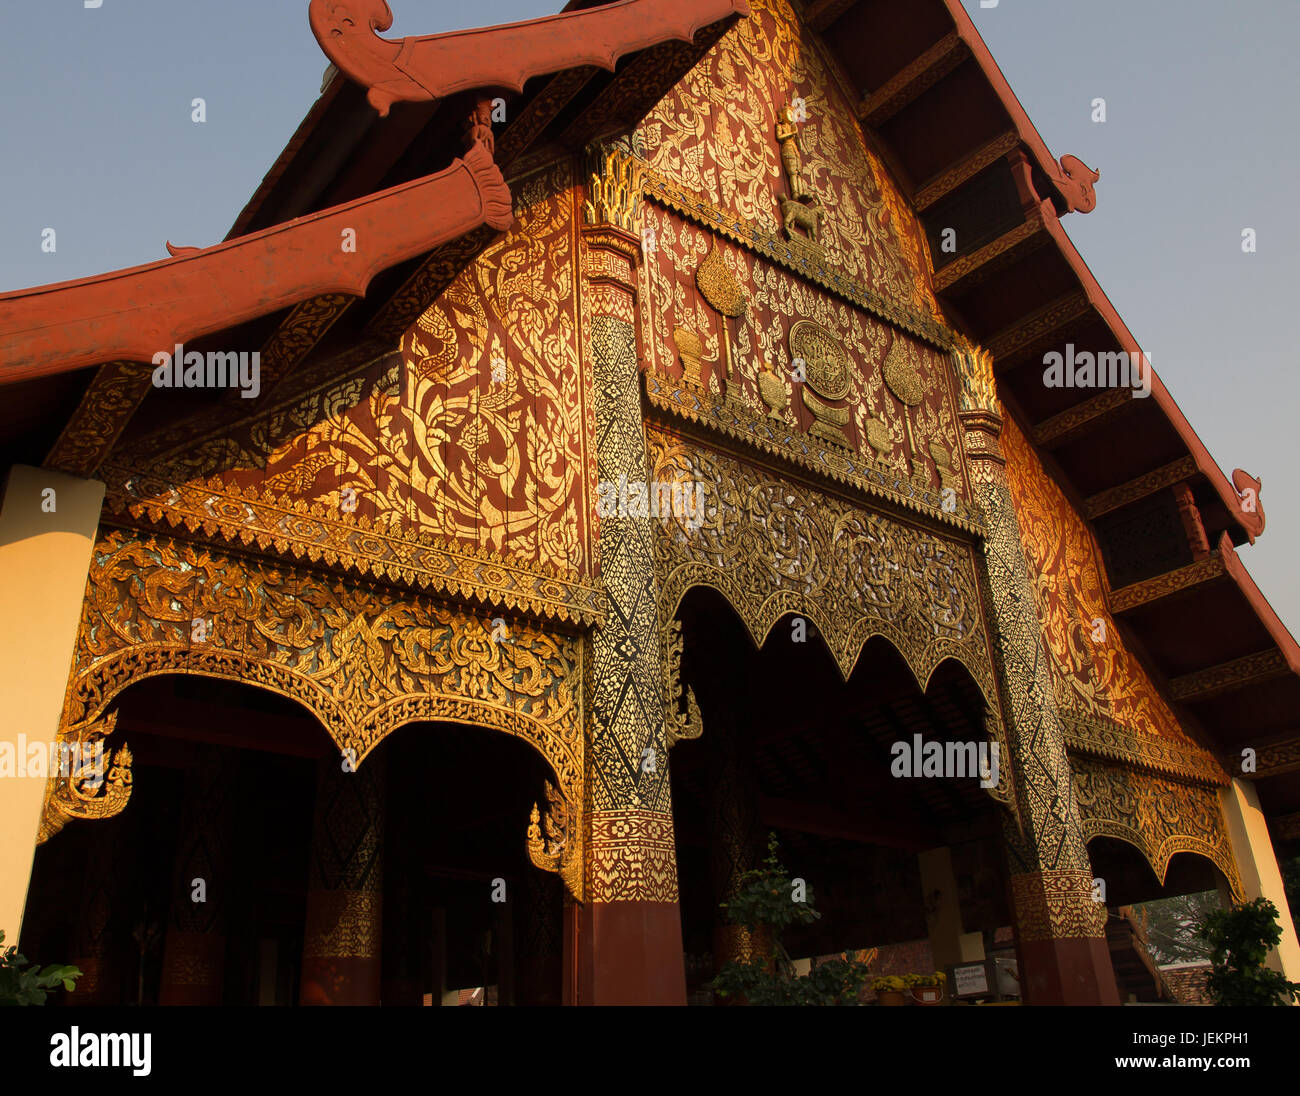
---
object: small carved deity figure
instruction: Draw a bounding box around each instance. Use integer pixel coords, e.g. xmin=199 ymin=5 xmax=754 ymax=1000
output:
xmin=776 ymin=103 xmax=809 ymax=203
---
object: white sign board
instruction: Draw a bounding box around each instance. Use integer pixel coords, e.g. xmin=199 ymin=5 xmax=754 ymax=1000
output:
xmin=953 ymin=962 xmax=990 ymax=997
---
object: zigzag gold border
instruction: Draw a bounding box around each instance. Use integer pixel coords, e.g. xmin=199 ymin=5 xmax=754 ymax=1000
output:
xmin=645 ymin=372 xmax=983 ymax=534
xmin=99 ymin=464 xmax=605 ymax=626
xmin=1061 ymin=712 xmax=1228 ymax=788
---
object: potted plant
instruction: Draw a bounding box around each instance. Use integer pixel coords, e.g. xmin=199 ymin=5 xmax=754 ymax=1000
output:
xmin=871 ymin=974 xmax=908 ymax=1006
xmin=712 ymin=835 xmax=873 ymax=1005
xmin=906 ymin=971 xmax=947 ymax=1005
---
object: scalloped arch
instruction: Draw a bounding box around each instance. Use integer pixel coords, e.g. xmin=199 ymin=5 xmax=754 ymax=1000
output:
xmin=664 ymin=576 xmax=1015 ymax=812
xmin=1084 ymin=825 xmax=1244 ymax=903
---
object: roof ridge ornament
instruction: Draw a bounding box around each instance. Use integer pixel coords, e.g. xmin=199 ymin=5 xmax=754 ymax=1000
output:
xmin=309 ymin=0 xmax=751 ymax=118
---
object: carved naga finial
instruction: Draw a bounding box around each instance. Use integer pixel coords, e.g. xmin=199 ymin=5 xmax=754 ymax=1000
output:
xmin=1231 ymin=469 xmax=1265 ymax=543
xmin=1055 ymin=155 xmax=1100 ymax=214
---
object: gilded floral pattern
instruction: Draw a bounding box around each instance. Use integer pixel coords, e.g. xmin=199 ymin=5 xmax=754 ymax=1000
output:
xmin=1001 ymin=415 xmax=1188 ymax=743
xmin=635 ymin=0 xmax=939 ymax=319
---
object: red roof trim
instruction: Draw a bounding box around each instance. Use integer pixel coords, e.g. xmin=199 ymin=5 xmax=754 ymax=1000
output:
xmin=0 ymin=142 xmax=512 ymax=385
xmin=1217 ymin=534 xmax=1300 ymax=676
xmin=310 ymin=0 xmax=750 ymax=116
xmin=1035 ymin=198 xmax=1264 ymax=544
xmin=941 ymin=0 xmax=1099 ymax=215
xmin=923 ymin=0 xmax=1262 ymax=544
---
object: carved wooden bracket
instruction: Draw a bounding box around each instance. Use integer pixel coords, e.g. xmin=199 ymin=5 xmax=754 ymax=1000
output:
xmin=527 ymin=781 xmax=584 ymax=902
xmin=664 ymin=618 xmax=702 ymax=747
xmin=38 ymin=712 xmax=133 ymax=845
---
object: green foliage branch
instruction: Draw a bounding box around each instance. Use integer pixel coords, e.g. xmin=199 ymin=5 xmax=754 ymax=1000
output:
xmin=0 ymin=930 xmax=81 ymax=1006
xmin=711 ymin=834 xmax=872 ymax=1006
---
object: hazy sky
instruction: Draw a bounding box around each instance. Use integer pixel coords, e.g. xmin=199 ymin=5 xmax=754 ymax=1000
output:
xmin=1 ymin=1 xmax=1295 ymax=636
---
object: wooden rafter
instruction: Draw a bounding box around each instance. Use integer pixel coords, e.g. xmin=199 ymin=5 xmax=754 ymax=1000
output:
xmin=857 ymin=33 xmax=970 ymax=127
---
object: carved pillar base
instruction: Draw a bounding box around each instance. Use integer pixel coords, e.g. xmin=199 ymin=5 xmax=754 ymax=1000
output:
xmin=1011 ymin=869 xmax=1118 ymax=1006
xmin=567 ymin=899 xmax=687 ymax=1007
xmin=299 ymin=754 xmax=385 ymax=1006
xmin=566 ymin=808 xmax=686 ymax=1005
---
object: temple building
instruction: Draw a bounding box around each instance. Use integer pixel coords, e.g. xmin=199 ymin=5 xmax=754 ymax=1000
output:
xmin=2 ymin=0 xmax=1298 ymax=1006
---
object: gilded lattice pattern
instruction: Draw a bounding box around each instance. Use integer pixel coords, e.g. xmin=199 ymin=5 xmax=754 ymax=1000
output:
xmin=98 ymin=463 xmax=603 ymax=626
xmin=646 ymin=428 xmax=997 ymax=702
xmin=644 ymin=369 xmax=979 ymax=532
xmin=643 ymin=171 xmax=951 ymax=348
xmin=968 ymin=439 xmax=1091 ymax=874
xmin=586 ymin=313 xmax=673 ymax=816
xmin=1071 ymin=756 xmax=1243 ymax=900
xmin=403 ymin=161 xmax=589 ymax=571
xmin=635 ymin=0 xmax=939 ymax=319
xmin=1001 ymin=416 xmax=1191 ymax=745
xmin=587 ymin=810 xmax=680 ymax=903
xmin=54 ymin=528 xmax=583 ymax=819
xmin=110 ymin=162 xmax=593 ymax=584
xmin=303 ymin=892 xmax=384 ymax=960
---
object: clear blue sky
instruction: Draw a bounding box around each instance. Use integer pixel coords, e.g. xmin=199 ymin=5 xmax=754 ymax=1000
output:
xmin=1 ymin=0 xmax=1295 ymax=637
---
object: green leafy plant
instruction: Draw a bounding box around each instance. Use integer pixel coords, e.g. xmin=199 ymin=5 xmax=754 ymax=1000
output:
xmin=1197 ymin=898 xmax=1300 ymax=1007
xmin=0 ymin=931 xmax=81 ymax=1006
xmin=711 ymin=834 xmax=872 ymax=1006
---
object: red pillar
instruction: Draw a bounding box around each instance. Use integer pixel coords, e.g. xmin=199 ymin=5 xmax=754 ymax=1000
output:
xmin=1009 ymin=870 xmax=1120 ymax=1005
xmin=563 ymin=810 xmax=687 ymax=1006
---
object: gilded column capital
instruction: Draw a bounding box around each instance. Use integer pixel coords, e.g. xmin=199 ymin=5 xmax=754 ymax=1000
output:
xmin=582 ymin=137 xmax=647 ymax=236
xmin=953 ymin=336 xmax=1005 ymax=466
xmin=581 ymin=226 xmax=640 ymax=322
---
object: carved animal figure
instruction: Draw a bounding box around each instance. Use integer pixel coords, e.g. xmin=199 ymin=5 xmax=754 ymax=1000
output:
xmin=1056 ymin=155 xmax=1100 ymax=214
xmin=781 ymin=196 xmax=823 ymax=244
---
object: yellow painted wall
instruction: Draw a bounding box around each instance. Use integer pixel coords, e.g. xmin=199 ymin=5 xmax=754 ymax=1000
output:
xmin=0 ymin=465 xmax=103 ymax=941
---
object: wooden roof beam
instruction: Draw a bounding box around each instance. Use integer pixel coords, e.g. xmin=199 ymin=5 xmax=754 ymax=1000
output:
xmin=915 ymin=132 xmax=1020 ymax=212
xmin=1082 ymin=457 xmax=1198 ymax=520
xmin=1247 ymin=739 xmax=1300 ymax=780
xmin=932 ymin=204 xmax=1050 ymax=295
xmin=857 ymin=32 xmax=970 ymax=128
xmin=1168 ymin=649 xmax=1289 ymax=703
xmin=1109 ymin=552 xmax=1228 ymax=615
xmin=804 ymin=0 xmax=858 ymax=31
xmin=985 ymin=289 xmax=1093 ymax=369
xmin=1031 ymin=387 xmax=1138 ymax=449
